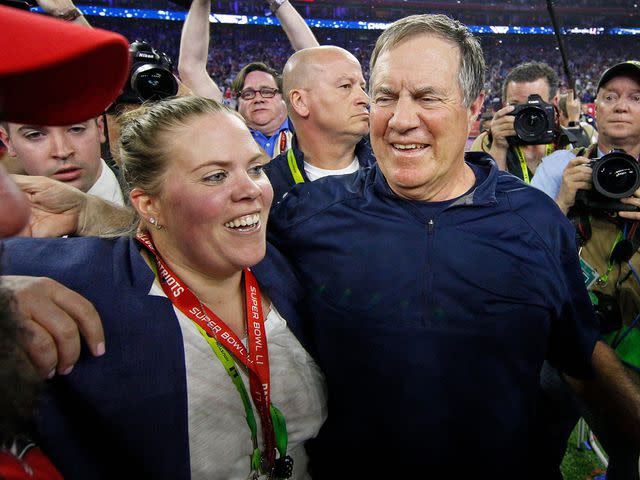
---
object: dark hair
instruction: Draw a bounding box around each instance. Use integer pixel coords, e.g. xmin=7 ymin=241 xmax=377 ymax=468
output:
xmin=0 ymin=276 xmax=42 ymax=444
xmin=502 ymin=62 xmax=559 ymax=102
xmin=231 ymin=62 xmax=282 ymax=96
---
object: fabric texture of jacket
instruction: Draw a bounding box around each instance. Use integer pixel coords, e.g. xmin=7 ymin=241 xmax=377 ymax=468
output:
xmin=267 ymin=152 xmax=600 ymax=478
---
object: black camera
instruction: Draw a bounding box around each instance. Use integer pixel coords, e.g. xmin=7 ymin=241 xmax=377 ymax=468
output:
xmin=508 ymin=94 xmax=556 ymax=145
xmin=574 ymin=149 xmax=640 ymax=213
xmin=115 ymin=40 xmax=179 ymax=105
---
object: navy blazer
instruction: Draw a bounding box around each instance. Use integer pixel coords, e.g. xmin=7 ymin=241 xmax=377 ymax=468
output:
xmin=2 ymin=236 xmax=304 ymax=479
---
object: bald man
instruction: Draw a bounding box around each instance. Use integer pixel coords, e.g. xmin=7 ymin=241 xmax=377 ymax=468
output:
xmin=264 ymin=46 xmax=374 ymax=202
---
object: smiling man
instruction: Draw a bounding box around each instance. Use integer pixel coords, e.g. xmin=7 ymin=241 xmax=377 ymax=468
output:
xmin=0 ymin=118 xmax=124 ymax=206
xmin=266 ymin=15 xmax=640 ymax=478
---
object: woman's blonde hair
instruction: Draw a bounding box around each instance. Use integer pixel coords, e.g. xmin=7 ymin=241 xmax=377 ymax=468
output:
xmin=109 ymin=95 xmax=243 ymax=235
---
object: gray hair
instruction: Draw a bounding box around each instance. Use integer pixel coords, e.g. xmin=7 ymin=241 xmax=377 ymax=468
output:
xmin=369 ymin=14 xmax=485 ymax=107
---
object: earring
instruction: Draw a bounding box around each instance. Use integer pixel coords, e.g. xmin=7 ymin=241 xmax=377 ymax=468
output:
xmin=149 ymin=217 xmax=163 ymax=230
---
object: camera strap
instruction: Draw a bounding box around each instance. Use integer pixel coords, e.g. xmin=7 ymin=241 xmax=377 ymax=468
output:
xmin=514 ymin=144 xmax=553 ymax=183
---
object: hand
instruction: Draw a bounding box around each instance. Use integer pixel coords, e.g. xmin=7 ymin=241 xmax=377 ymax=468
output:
xmin=12 ymin=174 xmax=86 ymax=238
xmin=555 ymin=157 xmax=592 ymax=215
xmin=487 ymin=104 xmax=516 ymax=151
xmin=566 ymin=89 xmax=581 ymax=124
xmin=2 ymin=275 xmax=104 ymax=378
xmin=618 ymin=187 xmax=640 ymax=220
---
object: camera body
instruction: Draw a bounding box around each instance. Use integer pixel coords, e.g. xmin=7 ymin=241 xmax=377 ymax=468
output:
xmin=116 ymin=40 xmax=178 ymax=105
xmin=508 ymin=94 xmax=556 ymax=146
xmin=574 ymin=149 xmax=640 ymax=213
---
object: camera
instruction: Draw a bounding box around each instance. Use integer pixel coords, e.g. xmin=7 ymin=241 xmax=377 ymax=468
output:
xmin=115 ymin=40 xmax=179 ymax=105
xmin=574 ymin=149 xmax=640 ymax=213
xmin=508 ymin=94 xmax=556 ymax=145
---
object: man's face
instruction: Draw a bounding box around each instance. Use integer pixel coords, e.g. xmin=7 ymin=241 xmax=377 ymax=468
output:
xmin=369 ymin=34 xmax=483 ymax=201
xmin=0 ymin=119 xmax=105 ymax=193
xmin=504 ymin=78 xmax=552 ymax=106
xmin=595 ymin=75 xmax=640 ymax=147
xmin=237 ymin=70 xmax=287 ymax=135
xmin=303 ymin=51 xmax=370 ymax=140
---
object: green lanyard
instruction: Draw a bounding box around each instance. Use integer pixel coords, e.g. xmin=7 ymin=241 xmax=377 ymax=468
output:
xmin=195 ymin=324 xmax=290 ymax=477
xmin=287 ymin=149 xmax=305 ymax=184
xmin=595 ymin=229 xmax=625 ymax=287
xmin=514 ymin=144 xmax=553 ymax=183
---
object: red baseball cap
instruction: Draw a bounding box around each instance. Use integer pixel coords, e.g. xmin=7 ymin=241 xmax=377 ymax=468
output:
xmin=0 ymin=5 xmax=130 ymax=125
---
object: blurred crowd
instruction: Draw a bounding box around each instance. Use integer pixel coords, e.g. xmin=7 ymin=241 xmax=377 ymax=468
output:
xmin=91 ymin=16 xmax=638 ymax=112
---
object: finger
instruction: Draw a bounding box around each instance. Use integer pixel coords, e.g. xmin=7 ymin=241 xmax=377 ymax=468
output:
xmin=568 ymin=89 xmax=574 ymax=101
xmin=50 ymin=284 xmax=105 ymax=359
xmin=21 ymin=319 xmax=59 ymax=378
xmin=25 ymin=293 xmax=82 ymax=375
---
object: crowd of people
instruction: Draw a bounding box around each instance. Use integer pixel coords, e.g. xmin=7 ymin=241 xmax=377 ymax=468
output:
xmin=86 ymin=16 xmax=637 ymax=113
xmin=1 ymin=0 xmax=640 ymax=479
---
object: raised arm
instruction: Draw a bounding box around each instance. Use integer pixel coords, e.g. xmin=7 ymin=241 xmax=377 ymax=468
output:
xmin=271 ymin=0 xmax=319 ymax=50
xmin=178 ymin=0 xmax=223 ymax=101
xmin=36 ymin=0 xmax=91 ymax=27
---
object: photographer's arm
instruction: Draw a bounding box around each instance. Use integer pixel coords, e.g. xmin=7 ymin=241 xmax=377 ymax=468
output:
xmin=565 ymin=340 xmax=640 ymax=446
xmin=486 ymin=105 xmax=515 ymax=171
xmin=36 ymin=0 xmax=91 ymax=27
xmin=12 ymin=174 xmax=134 ymax=237
xmin=555 ymin=157 xmax=592 ymax=215
xmin=178 ymin=0 xmax=223 ymax=102
xmin=271 ymin=0 xmax=319 ymax=50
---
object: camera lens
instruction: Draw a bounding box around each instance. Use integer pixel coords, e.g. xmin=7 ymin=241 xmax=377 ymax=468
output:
xmin=514 ymin=107 xmax=548 ymax=140
xmin=132 ymin=65 xmax=179 ymax=101
xmin=592 ymin=152 xmax=640 ymax=199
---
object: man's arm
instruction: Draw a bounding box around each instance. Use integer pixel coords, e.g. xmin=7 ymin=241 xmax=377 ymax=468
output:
xmin=271 ymin=0 xmax=319 ymax=50
xmin=36 ymin=0 xmax=91 ymax=27
xmin=565 ymin=340 xmax=640 ymax=445
xmin=177 ymin=0 xmax=223 ymax=101
xmin=3 ymin=275 xmax=105 ymax=377
xmin=12 ymin=174 xmax=134 ymax=237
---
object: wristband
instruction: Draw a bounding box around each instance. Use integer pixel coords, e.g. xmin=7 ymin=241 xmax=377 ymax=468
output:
xmin=568 ymin=121 xmax=578 ymax=127
xmin=54 ymin=7 xmax=83 ymax=21
xmin=267 ymin=0 xmax=286 ymax=14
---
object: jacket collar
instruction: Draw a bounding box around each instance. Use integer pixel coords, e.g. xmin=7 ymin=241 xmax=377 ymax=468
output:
xmin=371 ymin=151 xmax=499 ymax=207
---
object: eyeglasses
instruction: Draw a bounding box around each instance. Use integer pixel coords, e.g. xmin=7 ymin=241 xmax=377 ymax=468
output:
xmin=239 ymin=87 xmax=280 ymax=100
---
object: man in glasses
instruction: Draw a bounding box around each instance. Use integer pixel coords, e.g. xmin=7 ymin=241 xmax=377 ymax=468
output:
xmin=178 ymin=0 xmax=318 ymax=158
xmin=231 ymin=62 xmax=293 ymax=158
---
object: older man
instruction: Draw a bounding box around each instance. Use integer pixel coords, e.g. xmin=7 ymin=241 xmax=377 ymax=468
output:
xmin=266 ymin=15 xmax=640 ymax=478
xmin=264 ymin=45 xmax=373 ymax=201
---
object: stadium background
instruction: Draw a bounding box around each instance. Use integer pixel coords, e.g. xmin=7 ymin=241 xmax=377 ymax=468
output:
xmin=19 ymin=1 xmax=640 ymax=477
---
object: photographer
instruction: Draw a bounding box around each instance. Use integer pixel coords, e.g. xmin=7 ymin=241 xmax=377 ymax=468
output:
xmin=531 ymin=60 xmax=640 ymax=479
xmin=471 ymin=62 xmax=573 ymax=183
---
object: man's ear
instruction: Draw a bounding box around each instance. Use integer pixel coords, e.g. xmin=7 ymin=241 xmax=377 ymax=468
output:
xmin=468 ymin=92 xmax=485 ymax=129
xmin=289 ymin=89 xmax=310 ymax=118
xmin=96 ymin=116 xmax=107 ymax=144
xmin=0 ymin=126 xmax=17 ymax=157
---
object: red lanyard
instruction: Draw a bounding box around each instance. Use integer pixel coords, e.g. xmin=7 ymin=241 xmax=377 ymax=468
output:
xmin=135 ymin=232 xmax=277 ymax=469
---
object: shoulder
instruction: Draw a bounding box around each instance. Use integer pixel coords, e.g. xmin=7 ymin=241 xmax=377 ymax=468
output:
xmin=2 ymin=236 xmax=132 ymax=283
xmin=268 ymin=167 xmax=370 ymax=230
